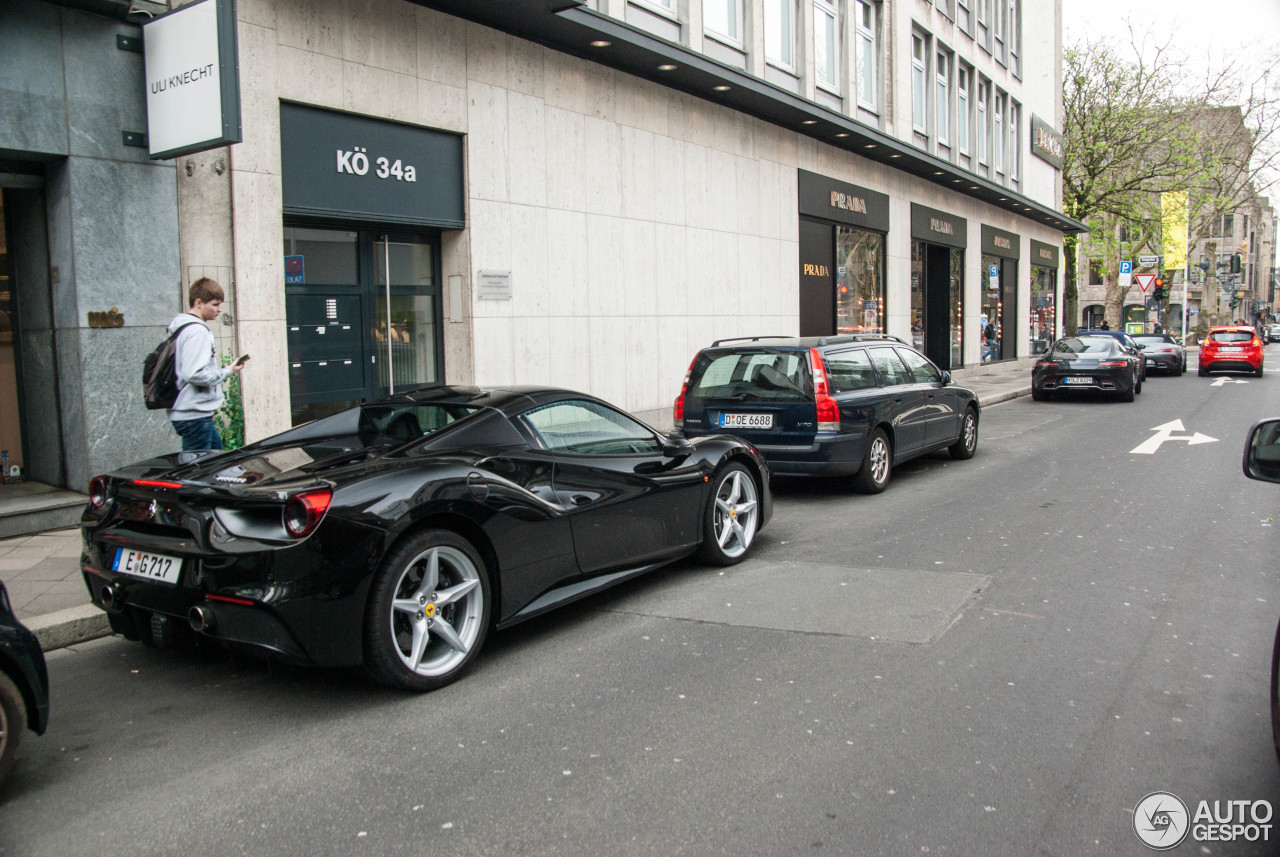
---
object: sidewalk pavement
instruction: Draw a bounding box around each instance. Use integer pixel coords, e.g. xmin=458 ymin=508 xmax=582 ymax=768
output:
xmin=1 ymin=361 xmax=1035 ymax=652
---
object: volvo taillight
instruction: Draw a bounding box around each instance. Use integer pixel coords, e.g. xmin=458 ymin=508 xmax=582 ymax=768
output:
xmin=808 ymin=348 xmax=840 ymax=432
xmin=283 ymin=489 xmax=332 ymax=538
xmin=672 ymin=355 xmax=697 ymax=429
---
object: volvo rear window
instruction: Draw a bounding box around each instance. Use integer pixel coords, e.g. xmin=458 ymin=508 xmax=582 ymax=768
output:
xmin=689 ymin=351 xmax=814 ymax=402
xmin=1210 ymin=331 xmax=1254 ymax=343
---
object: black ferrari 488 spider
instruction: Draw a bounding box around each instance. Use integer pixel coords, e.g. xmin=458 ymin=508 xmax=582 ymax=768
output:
xmin=81 ymin=386 xmax=771 ymax=691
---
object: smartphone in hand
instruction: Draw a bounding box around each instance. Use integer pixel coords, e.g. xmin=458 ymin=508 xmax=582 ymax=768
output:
xmin=233 ymin=353 xmax=250 ymax=368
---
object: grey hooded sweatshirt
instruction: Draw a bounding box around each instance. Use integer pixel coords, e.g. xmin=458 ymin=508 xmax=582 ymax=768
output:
xmin=166 ymin=313 xmax=232 ymax=422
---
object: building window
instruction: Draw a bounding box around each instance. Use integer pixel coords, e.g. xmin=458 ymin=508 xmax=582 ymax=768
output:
xmin=1089 ymin=260 xmax=1103 ymax=285
xmin=957 ymin=66 xmax=970 ymax=155
xmin=765 ymin=0 xmax=795 ymax=68
xmin=993 ymin=91 xmax=1005 ymax=175
xmin=815 ymin=0 xmax=839 ymax=91
xmin=912 ymin=33 xmax=928 ymax=134
xmin=935 ymin=50 xmax=951 ymax=146
xmin=705 ymin=0 xmax=742 ymax=42
xmin=976 ymin=78 xmax=988 ymax=164
xmin=1008 ymin=99 xmax=1019 ymax=181
xmin=1223 ymin=214 xmax=1234 ymax=237
xmin=836 ymin=226 xmax=886 ymax=334
xmin=1008 ymin=0 xmax=1020 ymax=75
xmin=855 ymin=0 xmax=877 ymax=109
xmin=957 ymin=0 xmax=971 ymax=32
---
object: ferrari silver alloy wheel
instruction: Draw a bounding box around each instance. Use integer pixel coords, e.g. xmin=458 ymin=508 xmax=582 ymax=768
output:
xmin=712 ymin=469 xmax=759 ymax=559
xmin=868 ymin=435 xmax=890 ymax=485
xmin=389 ymin=545 xmax=484 ymax=678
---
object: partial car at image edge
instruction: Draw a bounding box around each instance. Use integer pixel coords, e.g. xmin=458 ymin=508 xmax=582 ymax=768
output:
xmin=0 ymin=579 xmax=50 ymax=791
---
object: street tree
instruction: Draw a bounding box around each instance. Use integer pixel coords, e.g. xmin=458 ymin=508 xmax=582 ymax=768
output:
xmin=1062 ymin=27 xmax=1280 ymax=334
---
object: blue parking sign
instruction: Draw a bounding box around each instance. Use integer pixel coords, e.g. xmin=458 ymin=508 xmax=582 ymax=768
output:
xmin=1120 ymin=260 xmax=1132 ymax=275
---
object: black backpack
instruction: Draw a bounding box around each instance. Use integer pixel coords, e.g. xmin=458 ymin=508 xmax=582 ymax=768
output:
xmin=142 ymin=321 xmax=201 ymax=410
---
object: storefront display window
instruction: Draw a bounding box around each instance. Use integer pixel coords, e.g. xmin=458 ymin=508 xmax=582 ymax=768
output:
xmin=1030 ymin=265 xmax=1057 ymax=352
xmin=981 ymin=253 xmax=1003 ymax=363
xmin=835 ymin=227 xmax=885 ymax=334
xmin=949 ymin=249 xmax=964 ymax=367
xmin=911 ymin=240 xmax=925 ymax=351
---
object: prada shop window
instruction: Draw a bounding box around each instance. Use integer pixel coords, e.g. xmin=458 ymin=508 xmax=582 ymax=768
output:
xmin=835 ymin=226 xmax=885 ymax=334
xmin=1030 ymin=265 xmax=1057 ymax=354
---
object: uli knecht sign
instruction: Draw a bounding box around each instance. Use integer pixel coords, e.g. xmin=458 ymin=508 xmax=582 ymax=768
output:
xmin=143 ymin=0 xmax=241 ymax=160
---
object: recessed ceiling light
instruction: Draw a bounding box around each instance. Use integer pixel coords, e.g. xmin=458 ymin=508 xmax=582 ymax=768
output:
xmin=888 ymin=153 xmax=900 ymax=158
xmin=864 ymin=144 xmax=877 ymax=149
xmin=590 ymin=40 xmax=611 ymax=48
xmin=834 ymin=132 xmax=849 ymax=138
xmin=953 ymin=178 xmax=961 ymax=182
xmin=657 ymin=64 xmax=677 ymax=71
xmin=801 ymin=119 xmax=817 ymax=125
xmin=970 ymin=186 xmax=979 ymax=190
xmin=713 ymin=85 xmax=731 ymax=92
xmin=999 ymin=197 xmax=1007 ymax=201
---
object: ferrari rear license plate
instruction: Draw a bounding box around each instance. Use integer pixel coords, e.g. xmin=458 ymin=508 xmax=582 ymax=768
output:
xmin=112 ymin=548 xmax=183 ymax=585
xmin=1064 ymin=376 xmax=1093 ymax=385
xmin=721 ymin=413 xmax=773 ymax=429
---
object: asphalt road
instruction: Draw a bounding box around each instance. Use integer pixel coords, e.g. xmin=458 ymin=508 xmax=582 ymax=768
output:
xmin=6 ymin=356 xmax=1280 ymax=857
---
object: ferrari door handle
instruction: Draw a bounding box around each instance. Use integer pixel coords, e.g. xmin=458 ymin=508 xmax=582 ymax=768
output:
xmin=571 ymin=494 xmax=593 ymax=506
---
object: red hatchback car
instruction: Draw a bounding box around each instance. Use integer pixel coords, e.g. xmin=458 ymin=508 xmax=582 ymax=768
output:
xmin=1199 ymin=326 xmax=1264 ymax=377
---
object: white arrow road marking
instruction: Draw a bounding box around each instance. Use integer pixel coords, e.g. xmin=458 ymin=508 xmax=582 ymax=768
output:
xmin=1210 ymin=377 xmax=1250 ymax=386
xmin=1130 ymin=419 xmax=1220 ymax=454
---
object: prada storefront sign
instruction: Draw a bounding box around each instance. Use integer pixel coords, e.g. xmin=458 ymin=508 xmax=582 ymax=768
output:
xmin=280 ymin=102 xmax=465 ymax=228
xmin=1031 ymin=114 xmax=1065 ymax=170
xmin=1030 ymin=239 xmax=1060 ymax=268
xmin=798 ymin=169 xmax=890 ymax=232
xmin=910 ymin=204 xmax=967 ymax=249
xmin=981 ymin=225 xmax=1021 ymax=259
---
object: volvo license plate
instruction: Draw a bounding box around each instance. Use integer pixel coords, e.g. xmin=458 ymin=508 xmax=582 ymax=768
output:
xmin=112 ymin=548 xmax=183 ymax=585
xmin=720 ymin=413 xmax=773 ymax=429
xmin=1064 ymin=376 xmax=1093 ymax=385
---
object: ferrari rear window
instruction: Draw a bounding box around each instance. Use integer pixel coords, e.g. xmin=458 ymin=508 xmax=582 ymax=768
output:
xmin=361 ymin=403 xmax=480 ymax=442
xmin=688 ymin=351 xmax=813 ymax=403
xmin=1210 ymin=331 xmax=1254 ymax=343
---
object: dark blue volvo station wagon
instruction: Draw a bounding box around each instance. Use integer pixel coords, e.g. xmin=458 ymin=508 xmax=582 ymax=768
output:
xmin=673 ymin=335 xmax=980 ymax=493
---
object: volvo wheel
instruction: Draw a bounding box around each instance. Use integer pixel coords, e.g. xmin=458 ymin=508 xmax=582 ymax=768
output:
xmin=363 ymin=530 xmax=491 ymax=691
xmin=853 ymin=429 xmax=892 ymax=494
xmin=948 ymin=408 xmax=978 ymax=460
xmin=697 ymin=463 xmax=760 ymax=566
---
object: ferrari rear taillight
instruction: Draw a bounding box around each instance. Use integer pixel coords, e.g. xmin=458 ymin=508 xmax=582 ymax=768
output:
xmin=283 ymin=489 xmax=332 ymax=538
xmin=672 ymin=355 xmax=697 ymax=429
xmin=134 ymin=479 xmax=183 ymax=489
xmin=808 ymin=348 xmax=840 ymax=432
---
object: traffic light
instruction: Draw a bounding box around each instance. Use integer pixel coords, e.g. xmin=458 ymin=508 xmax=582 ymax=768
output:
xmin=1153 ymin=278 xmax=1166 ymax=300
xmin=1231 ymin=253 xmax=1242 ymax=274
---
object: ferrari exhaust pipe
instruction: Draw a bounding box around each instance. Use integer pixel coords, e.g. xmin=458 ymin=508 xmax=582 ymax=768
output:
xmin=188 ymin=604 xmax=216 ymax=633
xmin=100 ymin=584 xmax=120 ymax=610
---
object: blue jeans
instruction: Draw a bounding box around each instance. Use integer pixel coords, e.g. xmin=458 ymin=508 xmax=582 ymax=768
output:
xmin=172 ymin=417 xmax=224 ymax=452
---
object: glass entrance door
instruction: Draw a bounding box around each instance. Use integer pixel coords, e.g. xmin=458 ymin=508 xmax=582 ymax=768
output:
xmin=285 ymin=227 xmax=442 ymax=425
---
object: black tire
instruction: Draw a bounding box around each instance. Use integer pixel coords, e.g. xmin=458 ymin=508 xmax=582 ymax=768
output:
xmin=1258 ymin=365 xmax=1265 ymax=378
xmin=1134 ymin=374 xmax=1143 ymax=394
xmin=1272 ymin=617 xmax=1280 ymax=761
xmin=1031 ymin=386 xmax=1047 ymax=402
xmin=853 ymin=428 xmax=892 ymax=494
xmin=948 ymin=408 xmax=978 ymax=460
xmin=362 ymin=529 xmax=491 ymax=692
xmin=696 ymin=462 xmax=761 ymax=566
xmin=1198 ymin=364 xmax=1209 ymax=377
xmin=0 ymin=670 xmax=28 ymax=789
xmin=1120 ymin=382 xmax=1135 ymax=402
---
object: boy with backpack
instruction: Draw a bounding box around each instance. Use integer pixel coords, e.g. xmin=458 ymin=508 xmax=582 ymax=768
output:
xmin=164 ymin=277 xmax=246 ymax=451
